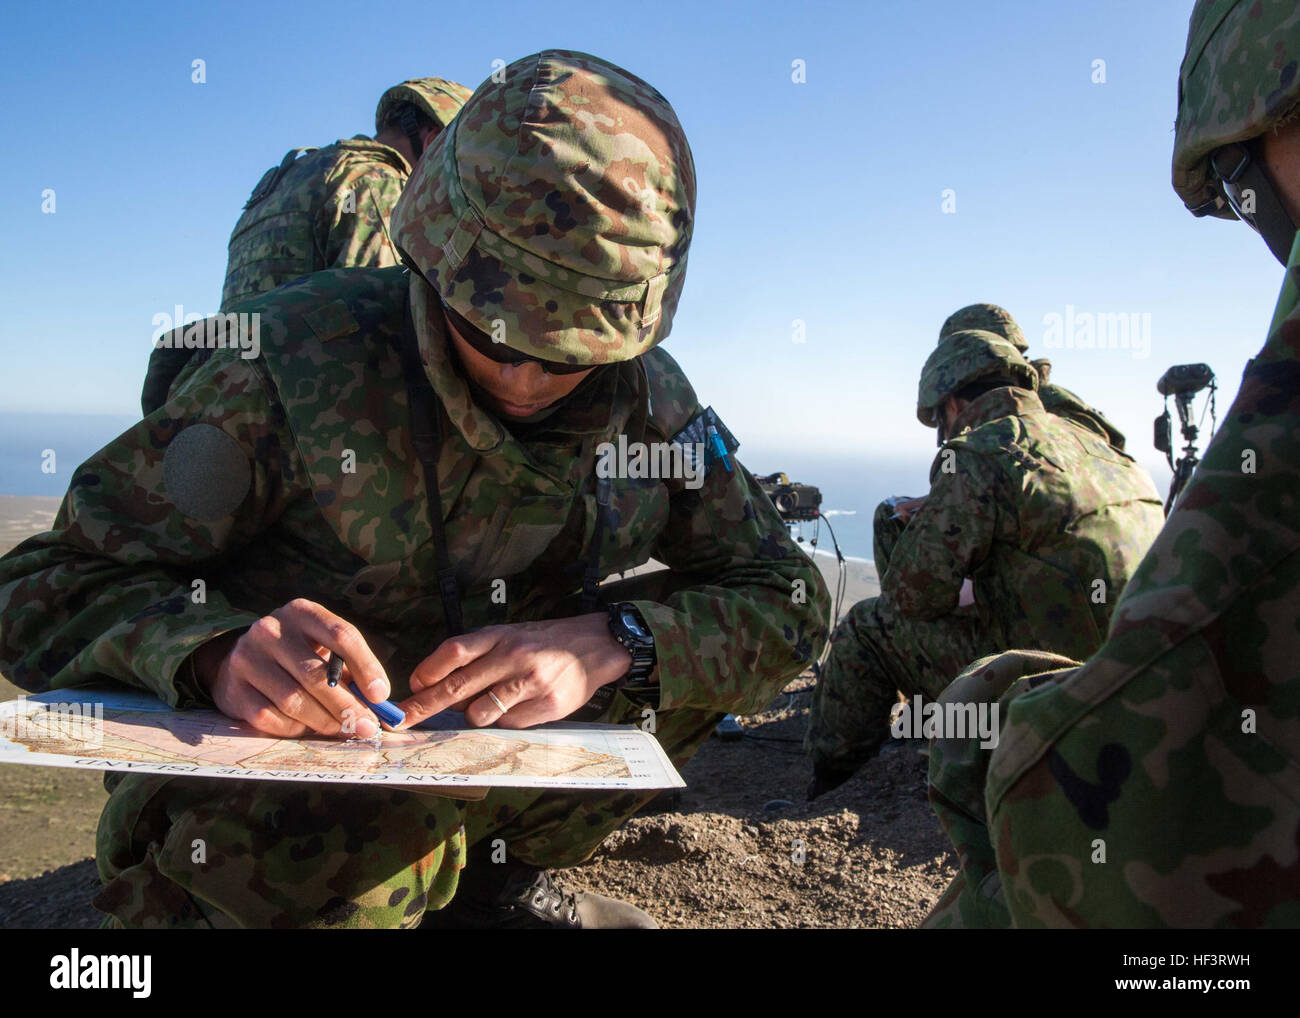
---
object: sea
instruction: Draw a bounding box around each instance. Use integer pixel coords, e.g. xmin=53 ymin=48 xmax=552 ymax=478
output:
xmin=0 ymin=412 xmax=947 ymax=563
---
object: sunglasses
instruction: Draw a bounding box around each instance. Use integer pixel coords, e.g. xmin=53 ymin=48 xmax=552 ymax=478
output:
xmin=1194 ymin=141 xmax=1298 ymax=265
xmin=440 ymin=300 xmax=592 ymax=375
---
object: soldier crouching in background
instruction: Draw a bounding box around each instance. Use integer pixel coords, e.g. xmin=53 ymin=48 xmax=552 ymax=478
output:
xmin=805 ymin=331 xmax=1163 ymax=799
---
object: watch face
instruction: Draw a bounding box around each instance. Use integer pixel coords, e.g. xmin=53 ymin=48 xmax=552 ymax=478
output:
xmin=620 ymin=607 xmax=649 ymax=638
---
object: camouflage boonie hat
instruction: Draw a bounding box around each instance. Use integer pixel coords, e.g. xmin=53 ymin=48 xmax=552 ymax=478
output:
xmin=1173 ymin=0 xmax=1300 ymax=218
xmin=376 ymin=77 xmax=473 ymax=133
xmin=390 ymin=50 xmax=697 ymax=366
xmin=917 ymin=329 xmax=1037 ymax=427
xmin=938 ymin=303 xmax=1027 ymax=352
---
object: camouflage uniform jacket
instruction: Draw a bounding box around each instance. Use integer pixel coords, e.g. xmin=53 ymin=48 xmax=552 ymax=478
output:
xmin=1040 ymin=383 xmax=1126 ymax=450
xmin=974 ymin=238 xmax=1300 ymax=927
xmin=0 ymin=267 xmax=829 ymax=717
xmin=886 ymin=386 xmax=1164 ymax=661
xmin=219 ymin=139 xmax=410 ymax=310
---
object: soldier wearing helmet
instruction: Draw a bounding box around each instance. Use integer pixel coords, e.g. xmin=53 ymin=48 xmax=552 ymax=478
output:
xmin=805 ymin=331 xmax=1162 ymax=800
xmin=140 ymin=77 xmax=474 ymax=417
xmin=939 ymin=302 xmax=1127 ymax=450
xmin=872 ymin=305 xmax=1129 ymax=582
xmin=217 ymin=77 xmax=472 ymax=312
xmin=0 ymin=52 xmax=829 ymax=929
xmin=924 ymin=0 xmax=1300 ymax=929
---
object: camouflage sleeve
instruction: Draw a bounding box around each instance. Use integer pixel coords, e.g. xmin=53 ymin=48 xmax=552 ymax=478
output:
xmin=628 ymin=452 xmax=831 ymax=717
xmin=0 ymin=352 xmax=303 ymax=706
xmin=885 ymin=450 xmax=999 ymax=620
xmin=317 ymin=162 xmax=404 ymax=272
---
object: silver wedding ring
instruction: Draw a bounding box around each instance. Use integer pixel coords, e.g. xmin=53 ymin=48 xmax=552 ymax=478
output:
xmin=486 ymin=690 xmax=507 ymax=714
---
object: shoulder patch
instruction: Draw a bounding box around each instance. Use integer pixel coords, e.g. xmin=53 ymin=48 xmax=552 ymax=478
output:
xmin=163 ymin=424 xmax=252 ymax=522
xmin=671 ymin=407 xmax=740 ymax=480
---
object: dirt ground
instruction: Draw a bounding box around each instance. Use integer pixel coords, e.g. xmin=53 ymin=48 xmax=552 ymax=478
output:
xmin=0 ymin=496 xmax=956 ymax=929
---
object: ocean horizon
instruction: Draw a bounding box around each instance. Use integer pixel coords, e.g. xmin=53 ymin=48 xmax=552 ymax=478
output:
xmin=1 ymin=412 xmax=1145 ymax=564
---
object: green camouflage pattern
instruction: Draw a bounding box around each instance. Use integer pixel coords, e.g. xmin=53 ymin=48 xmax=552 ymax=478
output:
xmin=0 ymin=265 xmax=826 ymax=930
xmin=93 ymin=663 xmax=722 ymax=928
xmin=939 ymin=303 xmax=1027 ymax=351
xmin=1172 ymin=0 xmax=1300 ymax=218
xmin=938 ymin=305 xmax=1126 ymax=448
xmin=0 ymin=265 xmax=828 ymax=928
xmin=924 ymin=234 xmax=1300 ymax=929
xmin=391 ymin=50 xmax=696 ymax=367
xmin=871 ymin=498 xmax=909 ymax=576
xmin=219 ymin=138 xmax=410 ymax=311
xmin=916 ymin=329 xmax=1036 ymax=427
xmin=806 ymin=387 xmax=1164 ymax=775
xmin=375 ymin=77 xmax=473 ymax=133
xmin=94 ymin=774 xmax=467 ymax=929
xmin=1038 ymin=381 xmax=1128 ymax=451
xmin=922 ymin=648 xmax=1080 ymax=928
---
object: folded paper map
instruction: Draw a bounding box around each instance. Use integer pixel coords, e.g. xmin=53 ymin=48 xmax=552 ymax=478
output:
xmin=0 ymin=688 xmax=684 ymax=792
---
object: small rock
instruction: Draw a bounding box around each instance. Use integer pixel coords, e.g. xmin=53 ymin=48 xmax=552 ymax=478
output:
xmin=763 ymin=799 xmax=794 ymax=813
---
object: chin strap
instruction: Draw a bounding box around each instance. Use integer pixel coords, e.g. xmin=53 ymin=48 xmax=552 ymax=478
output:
xmin=580 ymin=465 xmax=612 ymax=615
xmin=398 ymin=108 xmax=425 ymax=162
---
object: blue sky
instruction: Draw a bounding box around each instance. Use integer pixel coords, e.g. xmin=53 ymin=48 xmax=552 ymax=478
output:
xmin=0 ymin=0 xmax=1283 ymax=491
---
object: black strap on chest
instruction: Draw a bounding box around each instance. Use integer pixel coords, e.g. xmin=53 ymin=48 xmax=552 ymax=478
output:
xmin=396 ymin=291 xmax=613 ymax=627
xmin=581 ymin=473 xmax=611 ymax=614
xmin=396 ymin=299 xmax=464 ymax=636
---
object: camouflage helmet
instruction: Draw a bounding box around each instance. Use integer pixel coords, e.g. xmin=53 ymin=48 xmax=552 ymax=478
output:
xmin=938 ymin=303 xmax=1027 ymax=352
xmin=917 ymin=329 xmax=1038 ymax=427
xmin=390 ymin=50 xmax=697 ymax=366
xmin=1172 ymin=0 xmax=1300 ymax=218
xmin=375 ymin=77 xmax=473 ymax=134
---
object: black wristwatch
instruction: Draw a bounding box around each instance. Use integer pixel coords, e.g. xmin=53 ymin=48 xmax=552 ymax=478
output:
xmin=606 ymin=602 xmax=657 ymax=689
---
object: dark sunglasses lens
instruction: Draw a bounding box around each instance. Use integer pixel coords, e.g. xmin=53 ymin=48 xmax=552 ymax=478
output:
xmin=536 ymin=358 xmax=593 ymax=375
xmin=443 ymin=303 xmax=590 ymax=374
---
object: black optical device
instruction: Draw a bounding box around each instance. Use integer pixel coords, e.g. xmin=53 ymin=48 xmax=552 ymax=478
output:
xmin=1154 ymin=363 xmax=1216 ymax=516
xmin=756 ymin=472 xmax=822 ymax=522
xmin=1156 ymin=363 xmax=1215 ymax=398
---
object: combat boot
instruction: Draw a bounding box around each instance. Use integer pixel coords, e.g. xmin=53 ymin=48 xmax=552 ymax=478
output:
xmin=420 ymin=859 xmax=659 ymax=929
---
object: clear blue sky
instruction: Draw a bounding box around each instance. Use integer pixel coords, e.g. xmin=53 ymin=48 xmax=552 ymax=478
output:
xmin=0 ymin=0 xmax=1282 ymax=488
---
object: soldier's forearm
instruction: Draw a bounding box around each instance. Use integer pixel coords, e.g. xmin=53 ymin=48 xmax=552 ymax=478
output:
xmin=0 ymin=541 xmax=262 ymax=705
xmin=633 ymin=550 xmax=830 ymax=715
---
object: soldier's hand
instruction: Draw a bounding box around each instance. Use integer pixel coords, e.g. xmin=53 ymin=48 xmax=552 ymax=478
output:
xmin=398 ymin=614 xmax=631 ymax=730
xmin=194 ymin=598 xmax=390 ymax=739
xmin=891 ymin=496 xmax=927 ymax=523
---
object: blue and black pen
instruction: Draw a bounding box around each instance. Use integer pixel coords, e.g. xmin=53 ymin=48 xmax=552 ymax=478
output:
xmin=325 ymin=651 xmax=405 ymax=728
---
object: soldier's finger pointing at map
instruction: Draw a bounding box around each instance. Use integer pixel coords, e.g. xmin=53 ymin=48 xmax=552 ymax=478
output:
xmin=400 ymin=615 xmax=635 ymax=730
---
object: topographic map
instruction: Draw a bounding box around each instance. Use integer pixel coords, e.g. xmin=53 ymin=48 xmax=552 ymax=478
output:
xmin=0 ymin=688 xmax=683 ymax=792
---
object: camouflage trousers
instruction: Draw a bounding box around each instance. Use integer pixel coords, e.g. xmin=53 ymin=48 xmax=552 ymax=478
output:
xmin=925 ymin=564 xmax=1300 ymax=929
xmin=805 ymin=589 xmax=988 ymax=774
xmin=94 ymin=693 xmax=721 ymax=929
xmin=920 ymin=649 xmax=1079 ymax=929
